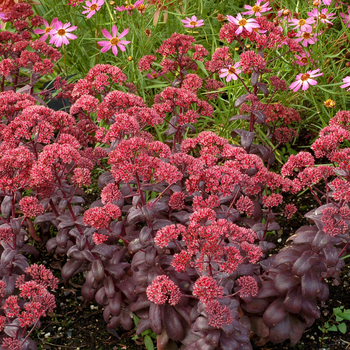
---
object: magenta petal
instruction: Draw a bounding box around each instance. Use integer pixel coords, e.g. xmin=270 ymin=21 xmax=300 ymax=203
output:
xmin=118 ymin=28 xmax=129 ymax=38
xmin=101 ymin=44 xmax=111 ymax=53
xmin=98 ymin=40 xmax=110 ymax=47
xmin=112 ymin=45 xmax=118 ymax=56
xmin=117 ymin=43 xmax=126 ymax=52
xmin=112 ymin=25 xmax=118 ymax=38
xmin=65 ymin=33 xmax=77 ymax=39
xmin=101 ymin=29 xmax=112 ymax=39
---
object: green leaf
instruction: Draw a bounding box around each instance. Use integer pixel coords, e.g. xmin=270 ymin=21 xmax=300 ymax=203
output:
xmin=338 ymin=323 xmax=347 ymax=334
xmin=144 ymin=335 xmax=154 ymax=350
xmin=133 ymin=314 xmax=140 ymax=326
xmin=334 ymin=309 xmax=350 ymax=321
xmin=328 ymin=325 xmax=338 ymax=332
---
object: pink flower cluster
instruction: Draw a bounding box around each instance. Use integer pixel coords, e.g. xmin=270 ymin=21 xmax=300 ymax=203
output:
xmin=146 ymin=275 xmax=181 ymax=305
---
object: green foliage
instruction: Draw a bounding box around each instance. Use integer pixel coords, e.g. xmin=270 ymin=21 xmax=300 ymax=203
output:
xmin=319 ymin=306 xmax=350 ymax=344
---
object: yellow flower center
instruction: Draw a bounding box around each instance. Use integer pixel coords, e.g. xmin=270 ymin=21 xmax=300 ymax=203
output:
xmin=238 ymin=18 xmax=247 ymax=26
xmin=152 ymin=73 xmax=159 ymax=78
xmin=190 ymin=21 xmax=197 ymax=26
xmin=228 ymin=67 xmax=236 ymax=74
xmin=110 ymin=37 xmax=120 ymax=45
xmin=319 ymin=14 xmax=326 ymax=19
xmin=138 ymin=4 xmax=145 ymax=10
xmin=323 ymin=99 xmax=336 ymax=108
xmin=300 ymin=73 xmax=310 ymax=81
xmin=252 ymin=27 xmax=259 ymax=32
xmin=57 ymin=29 xmax=66 ymax=36
xmin=45 ymin=26 xmax=52 ymax=34
xmin=252 ymin=5 xmax=261 ymax=12
xmin=127 ymin=4 xmax=134 ymax=9
xmin=90 ymin=3 xmax=98 ymax=10
xmin=300 ymin=57 xmax=308 ymax=64
xmin=298 ymin=19 xmax=306 ymax=26
xmin=302 ymin=32 xmax=311 ymax=39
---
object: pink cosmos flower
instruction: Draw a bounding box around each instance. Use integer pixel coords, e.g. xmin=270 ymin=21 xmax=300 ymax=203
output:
xmin=289 ymin=69 xmax=323 ymax=92
xmin=115 ymin=0 xmax=143 ymax=16
xmin=68 ymin=0 xmax=84 ymax=6
xmin=227 ymin=13 xmax=260 ymax=35
xmin=243 ymin=0 xmax=271 ymax=17
xmin=219 ymin=62 xmax=241 ymax=82
xmin=340 ymin=76 xmax=350 ymax=91
xmin=340 ymin=8 xmax=350 ymax=28
xmin=49 ymin=21 xmax=77 ymax=47
xmin=0 ymin=12 xmax=7 ymax=20
xmin=295 ymin=29 xmax=317 ymax=47
xmin=34 ymin=17 xmax=58 ymax=42
xmin=307 ymin=8 xmax=335 ymax=25
xmin=181 ymin=15 xmax=204 ymax=28
xmin=294 ymin=51 xmax=315 ymax=66
xmin=82 ymin=0 xmax=104 ymax=18
xmin=289 ymin=17 xmax=315 ymax=32
xmin=98 ymin=25 xmax=130 ymax=56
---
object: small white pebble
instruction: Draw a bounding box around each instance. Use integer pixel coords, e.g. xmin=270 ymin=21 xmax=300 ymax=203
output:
xmin=277 ymin=238 xmax=282 ymax=243
xmin=58 ymin=327 xmax=62 ymax=331
xmin=44 ymin=333 xmax=51 ymax=338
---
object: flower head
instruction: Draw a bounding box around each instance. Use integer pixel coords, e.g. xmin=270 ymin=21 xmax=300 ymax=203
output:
xmin=49 ymin=21 xmax=77 ymax=47
xmin=82 ymin=0 xmax=104 ymax=18
xmin=324 ymin=99 xmax=336 ymax=108
xmin=294 ymin=51 xmax=314 ymax=66
xmin=181 ymin=15 xmax=204 ymax=28
xmin=289 ymin=17 xmax=315 ymax=32
xmin=227 ymin=13 xmax=260 ymax=35
xmin=340 ymin=8 xmax=350 ymax=28
xmin=307 ymin=8 xmax=335 ymax=25
xmin=289 ymin=69 xmax=323 ymax=92
xmin=219 ymin=62 xmax=241 ymax=82
xmin=34 ymin=17 xmax=58 ymax=42
xmin=68 ymin=0 xmax=84 ymax=6
xmin=243 ymin=0 xmax=271 ymax=17
xmin=115 ymin=0 xmax=143 ymax=15
xmin=146 ymin=275 xmax=181 ymax=305
xmin=295 ymin=29 xmax=317 ymax=47
xmin=341 ymin=76 xmax=350 ymax=91
xmin=98 ymin=25 xmax=130 ymax=56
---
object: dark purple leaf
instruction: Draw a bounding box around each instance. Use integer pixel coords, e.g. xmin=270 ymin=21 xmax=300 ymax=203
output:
xmin=263 ymin=297 xmax=287 ymax=328
xmin=283 ymin=287 xmax=302 ymax=314
xmin=46 ymin=237 xmax=57 ymax=253
xmin=269 ymin=313 xmax=291 ymax=344
xmin=92 ymin=259 xmax=105 ymax=282
xmin=311 ymin=230 xmax=331 ymax=251
xmin=231 ymin=129 xmax=255 ymax=148
xmin=234 ymin=93 xmax=249 ymax=108
xmin=274 ymin=271 xmax=300 ymax=293
xmin=229 ymin=114 xmax=250 ymax=122
xmin=150 ymin=303 xmax=162 ymax=335
xmin=117 ymin=279 xmax=137 ymax=302
xmin=1 ymin=196 xmax=12 ymax=219
xmin=1 ymin=248 xmax=17 ymax=266
xmin=104 ymin=276 xmax=116 ymax=298
xmin=120 ymin=309 xmax=133 ymax=330
xmin=126 ymin=208 xmax=145 ymax=226
xmin=136 ymin=318 xmax=151 ymax=335
xmin=109 ymin=292 xmax=122 ymax=316
xmin=300 ymin=298 xmax=320 ymax=319
xmin=91 ymin=244 xmax=113 ymax=259
xmin=292 ymin=250 xmax=316 ymax=276
xmin=252 ymin=110 xmax=266 ymax=123
xmin=301 ymin=270 xmax=324 ymax=298
xmin=98 ymin=172 xmax=114 ymax=189
xmin=256 ymin=82 xmax=269 ymax=97
xmin=61 ymin=259 xmax=83 ymax=283
xmin=95 ymin=286 xmax=108 ymax=305
xmin=251 ymin=71 xmax=259 ymax=86
xmin=162 ymin=304 xmax=185 ymax=341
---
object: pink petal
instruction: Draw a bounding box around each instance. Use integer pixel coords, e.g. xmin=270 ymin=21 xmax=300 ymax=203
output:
xmin=101 ymin=44 xmax=111 ymax=53
xmin=112 ymin=45 xmax=118 ymax=56
xmin=117 ymin=43 xmax=126 ymax=51
xmin=302 ymin=81 xmax=309 ymax=90
xmin=101 ymin=29 xmax=112 ymax=39
xmin=112 ymin=25 xmax=118 ymax=38
xmin=65 ymin=33 xmax=77 ymax=40
xmin=118 ymin=28 xmax=129 ymax=38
